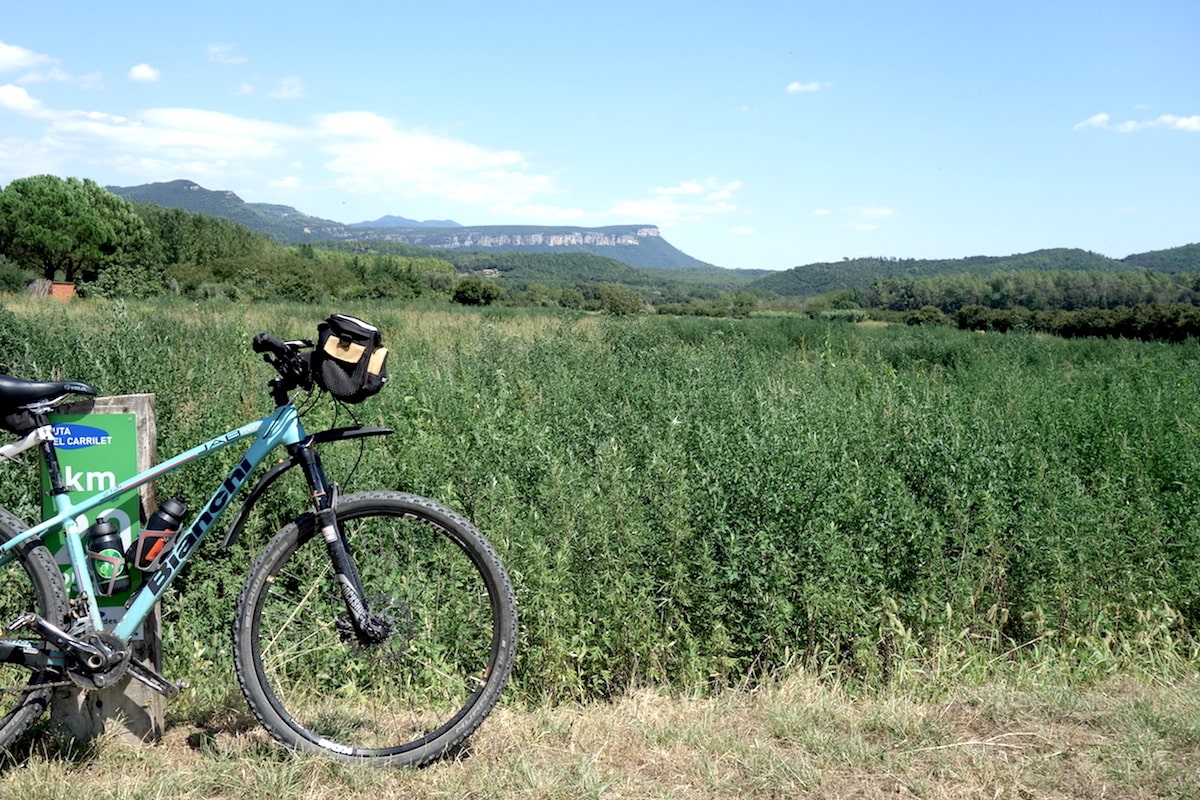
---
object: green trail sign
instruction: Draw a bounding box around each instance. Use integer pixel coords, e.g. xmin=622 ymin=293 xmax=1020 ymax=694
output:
xmin=40 ymin=411 xmax=142 ymax=633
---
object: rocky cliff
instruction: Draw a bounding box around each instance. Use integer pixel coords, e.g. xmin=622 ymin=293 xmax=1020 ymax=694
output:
xmin=107 ymin=181 xmax=711 ymax=269
xmin=351 ymin=226 xmax=662 ymax=249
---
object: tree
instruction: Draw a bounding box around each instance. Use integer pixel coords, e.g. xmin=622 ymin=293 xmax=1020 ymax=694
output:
xmin=906 ymin=305 xmax=946 ymax=326
xmin=136 ymin=204 xmax=268 ymax=267
xmin=0 ymin=175 xmax=157 ymax=289
xmin=598 ymin=285 xmax=645 ymax=315
xmin=452 ymin=275 xmax=502 ymax=306
xmin=730 ymin=291 xmax=757 ymax=318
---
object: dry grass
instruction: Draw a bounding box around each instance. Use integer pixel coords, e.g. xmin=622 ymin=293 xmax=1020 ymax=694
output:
xmin=4 ymin=672 xmax=1200 ymax=799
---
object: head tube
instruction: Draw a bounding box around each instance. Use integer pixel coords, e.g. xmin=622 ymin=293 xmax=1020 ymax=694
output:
xmin=259 ymin=404 xmax=307 ymax=449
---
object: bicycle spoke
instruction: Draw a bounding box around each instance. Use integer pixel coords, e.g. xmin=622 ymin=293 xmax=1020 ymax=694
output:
xmin=233 ymin=492 xmax=516 ymax=765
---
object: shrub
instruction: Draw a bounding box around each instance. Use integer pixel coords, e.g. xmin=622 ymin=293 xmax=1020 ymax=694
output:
xmin=0 ymin=255 xmax=33 ymax=294
xmin=453 ymin=275 xmax=502 ymax=306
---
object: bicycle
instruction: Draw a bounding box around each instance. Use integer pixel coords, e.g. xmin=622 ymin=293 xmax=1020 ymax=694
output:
xmin=0 ymin=322 xmax=518 ymax=767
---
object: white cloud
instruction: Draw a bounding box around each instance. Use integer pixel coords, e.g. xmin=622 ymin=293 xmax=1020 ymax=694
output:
xmin=269 ymin=77 xmax=305 ymax=99
xmin=316 ymin=111 xmax=557 ymax=208
xmin=706 ymin=181 xmax=741 ymax=201
xmin=0 ymin=134 xmax=59 ymax=177
xmin=1075 ymin=111 xmax=1200 ymax=133
xmin=16 ymin=66 xmax=72 ymax=85
xmin=128 ymin=64 xmax=160 ymax=82
xmin=1074 ymin=113 xmax=1110 ymax=130
xmin=36 ymin=106 xmax=303 ymax=178
xmin=0 ymin=42 xmax=73 ymax=85
xmin=813 ymin=204 xmax=896 ymax=231
xmin=655 ymin=180 xmax=706 ymax=196
xmin=489 ymin=201 xmax=586 ymax=221
xmin=1158 ymin=114 xmax=1200 ymax=132
xmin=0 ymin=84 xmax=50 ymax=117
xmin=207 ymin=44 xmax=247 ymax=65
xmin=0 ymin=83 xmax=737 ymax=228
xmin=268 ymin=175 xmax=302 ymax=189
xmin=787 ymin=81 xmax=825 ymax=93
xmin=842 ymin=205 xmax=896 ymax=231
xmin=731 ymin=225 xmax=755 ymax=235
xmin=610 ymin=178 xmax=740 ymax=224
xmin=851 ymin=205 xmax=896 ymax=219
xmin=0 ymin=41 xmax=54 ymax=73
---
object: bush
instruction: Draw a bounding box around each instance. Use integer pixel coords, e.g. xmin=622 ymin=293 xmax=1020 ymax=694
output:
xmin=0 ymin=255 xmax=33 ymax=294
xmin=453 ymin=275 xmax=502 ymax=306
xmin=598 ymin=285 xmax=645 ymax=315
xmin=906 ymin=305 xmax=946 ymax=326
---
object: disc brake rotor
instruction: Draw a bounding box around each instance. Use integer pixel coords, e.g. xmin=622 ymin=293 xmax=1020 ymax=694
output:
xmin=335 ymin=595 xmax=413 ymax=660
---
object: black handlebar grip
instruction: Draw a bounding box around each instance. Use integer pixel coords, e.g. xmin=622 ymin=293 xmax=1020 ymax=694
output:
xmin=252 ymin=332 xmax=289 ymax=356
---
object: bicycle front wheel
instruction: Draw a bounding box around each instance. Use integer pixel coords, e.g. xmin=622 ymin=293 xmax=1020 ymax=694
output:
xmin=232 ymin=491 xmax=518 ymax=767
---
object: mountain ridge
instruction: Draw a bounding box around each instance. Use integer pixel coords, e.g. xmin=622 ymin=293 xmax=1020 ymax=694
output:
xmin=104 ymin=180 xmax=1200 ymax=292
xmin=348 ymin=214 xmax=461 ymax=228
xmin=106 ymin=179 xmax=712 ymax=270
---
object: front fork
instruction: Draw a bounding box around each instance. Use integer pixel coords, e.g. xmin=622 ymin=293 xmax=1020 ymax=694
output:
xmin=290 ymin=441 xmax=381 ymax=643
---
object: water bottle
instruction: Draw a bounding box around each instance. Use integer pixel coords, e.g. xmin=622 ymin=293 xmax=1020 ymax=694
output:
xmin=128 ymin=497 xmax=187 ymax=572
xmin=86 ymin=517 xmax=130 ymax=596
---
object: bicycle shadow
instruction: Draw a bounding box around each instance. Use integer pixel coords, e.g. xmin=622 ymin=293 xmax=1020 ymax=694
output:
xmin=0 ymin=723 xmax=102 ymax=770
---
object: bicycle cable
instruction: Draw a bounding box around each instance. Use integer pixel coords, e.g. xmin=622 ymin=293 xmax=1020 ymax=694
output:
xmin=329 ymin=396 xmax=368 ymax=490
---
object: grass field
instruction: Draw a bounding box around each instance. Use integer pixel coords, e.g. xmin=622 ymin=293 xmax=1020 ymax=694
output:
xmin=5 ymin=671 xmax=1200 ymax=799
xmin=1 ymin=296 xmax=1199 ymax=793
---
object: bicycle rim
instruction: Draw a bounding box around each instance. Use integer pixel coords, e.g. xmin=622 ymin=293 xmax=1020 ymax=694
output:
xmin=234 ymin=491 xmax=517 ymax=766
xmin=0 ymin=513 xmax=69 ymax=752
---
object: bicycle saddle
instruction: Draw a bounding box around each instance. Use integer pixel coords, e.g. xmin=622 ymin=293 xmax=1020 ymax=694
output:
xmin=0 ymin=375 xmax=97 ymax=408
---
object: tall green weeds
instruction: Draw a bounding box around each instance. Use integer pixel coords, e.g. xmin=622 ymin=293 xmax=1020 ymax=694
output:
xmin=2 ymin=299 xmax=1199 ymax=701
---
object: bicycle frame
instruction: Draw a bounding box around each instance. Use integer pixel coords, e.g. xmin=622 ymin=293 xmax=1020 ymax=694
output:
xmin=0 ymin=402 xmax=308 ymax=643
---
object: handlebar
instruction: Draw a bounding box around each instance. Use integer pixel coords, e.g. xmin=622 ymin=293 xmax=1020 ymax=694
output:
xmin=252 ymin=332 xmax=292 ymax=358
xmin=253 ymin=333 xmax=314 ymax=404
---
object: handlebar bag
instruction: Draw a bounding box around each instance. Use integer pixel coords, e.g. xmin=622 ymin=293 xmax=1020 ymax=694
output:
xmin=311 ymin=314 xmax=389 ymax=403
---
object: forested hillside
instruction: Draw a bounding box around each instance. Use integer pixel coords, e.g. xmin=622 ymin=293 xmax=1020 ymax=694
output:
xmin=107 ymin=179 xmax=345 ymax=242
xmin=853 ymin=268 xmax=1200 ymax=312
xmin=7 ymin=175 xmax=1200 ymax=341
xmin=749 ymin=248 xmax=1146 ymax=298
xmin=1122 ymin=242 xmax=1200 ymax=272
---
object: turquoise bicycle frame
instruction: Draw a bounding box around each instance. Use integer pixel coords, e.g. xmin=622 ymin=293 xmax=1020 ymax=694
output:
xmin=1 ymin=403 xmax=307 ymax=642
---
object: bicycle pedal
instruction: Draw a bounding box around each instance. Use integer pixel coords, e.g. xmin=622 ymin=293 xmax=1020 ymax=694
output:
xmin=5 ymin=612 xmax=36 ymax=633
xmin=127 ymin=658 xmax=185 ymax=699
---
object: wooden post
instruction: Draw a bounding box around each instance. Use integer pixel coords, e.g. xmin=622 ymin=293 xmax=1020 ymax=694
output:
xmin=49 ymin=394 xmax=165 ymax=743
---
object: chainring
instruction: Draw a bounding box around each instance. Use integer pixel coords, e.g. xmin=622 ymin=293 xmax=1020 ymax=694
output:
xmin=66 ymin=630 xmax=131 ymax=691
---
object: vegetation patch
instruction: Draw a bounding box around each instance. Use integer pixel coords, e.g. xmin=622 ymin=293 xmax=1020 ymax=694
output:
xmin=1 ymin=299 xmax=1198 ymax=702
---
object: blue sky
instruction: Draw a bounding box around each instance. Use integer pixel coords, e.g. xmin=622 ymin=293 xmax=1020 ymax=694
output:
xmin=1 ymin=1 xmax=1196 ymax=271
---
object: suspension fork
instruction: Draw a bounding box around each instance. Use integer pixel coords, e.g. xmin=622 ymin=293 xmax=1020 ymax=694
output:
xmin=289 ymin=440 xmax=379 ymax=640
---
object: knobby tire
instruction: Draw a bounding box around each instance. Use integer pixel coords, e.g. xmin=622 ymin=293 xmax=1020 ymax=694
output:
xmin=0 ymin=508 xmax=70 ymax=752
xmin=232 ymin=491 xmax=518 ymax=767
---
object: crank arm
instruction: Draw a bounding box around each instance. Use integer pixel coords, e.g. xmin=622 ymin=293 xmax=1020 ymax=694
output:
xmin=7 ymin=613 xmax=118 ymax=670
xmin=127 ymin=658 xmax=187 ymax=699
